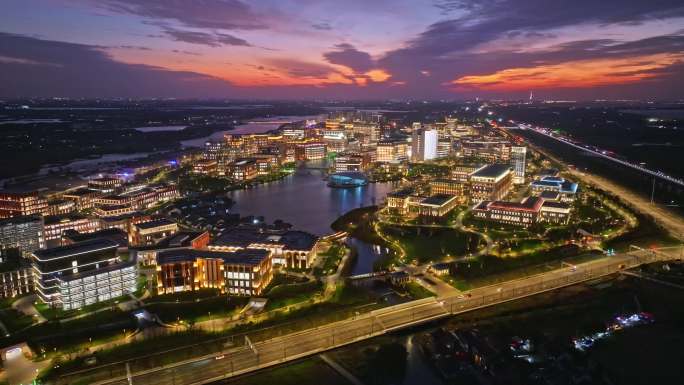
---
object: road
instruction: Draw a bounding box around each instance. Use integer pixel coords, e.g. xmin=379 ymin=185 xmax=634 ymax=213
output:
xmin=60 ymin=247 xmax=679 ymax=385
xmin=521 ymin=125 xmax=684 ymax=187
xmin=507 ymin=127 xmax=684 ymax=240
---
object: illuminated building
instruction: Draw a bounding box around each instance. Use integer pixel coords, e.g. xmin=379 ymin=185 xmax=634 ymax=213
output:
xmin=0 ymin=253 xmax=33 ymax=298
xmin=417 ymin=194 xmax=459 ymax=218
xmin=539 ymin=201 xmax=571 ymax=225
xmin=44 ymin=214 xmax=101 ymax=242
xmin=510 ymin=146 xmax=527 ymax=184
xmin=47 ymin=199 xmax=76 ymax=216
xmin=134 ymin=230 xmax=210 ymax=266
xmin=469 ymin=164 xmax=513 ymax=202
xmin=530 ymin=176 xmax=578 ymax=202
xmin=411 ymin=128 xmax=438 ymax=161
xmin=62 ymin=188 xmax=102 ymax=211
xmin=376 ymin=139 xmax=408 ymax=163
xmin=473 ymin=197 xmax=570 ymax=227
xmin=130 ymin=218 xmax=178 ymax=246
xmin=92 ymin=184 xmax=179 ymax=217
xmin=229 ymin=158 xmax=258 ymax=181
xmin=0 ymin=191 xmax=48 ymax=218
xmin=282 ymin=127 xmax=306 ymax=141
xmin=295 ymin=142 xmax=326 ymax=160
xmin=209 ymin=228 xmax=319 ymax=269
xmin=192 ymin=159 xmax=218 ymax=175
xmin=430 ymin=179 xmax=468 ymax=200
xmin=451 ymin=165 xmax=482 ymax=182
xmin=88 ymin=177 xmax=123 ymax=193
xmin=461 ymin=139 xmax=511 ymax=162
xmin=328 ymin=172 xmax=368 ymax=188
xmin=32 ymin=238 xmax=137 ymax=310
xmin=437 ymin=139 xmax=452 ymax=158
xmin=334 ymin=151 xmax=373 ymax=172
xmin=252 ymin=154 xmax=280 ymax=175
xmin=386 ymin=188 xmax=415 ymax=216
xmin=0 ymin=215 xmax=45 ymax=258
xmin=155 ymin=248 xmax=272 ymax=296
xmin=473 ymin=197 xmax=544 ymax=227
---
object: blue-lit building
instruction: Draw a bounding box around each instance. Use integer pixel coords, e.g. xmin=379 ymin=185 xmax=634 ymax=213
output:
xmin=530 ymin=176 xmax=578 ymax=202
xmin=328 ymin=172 xmax=368 ymax=188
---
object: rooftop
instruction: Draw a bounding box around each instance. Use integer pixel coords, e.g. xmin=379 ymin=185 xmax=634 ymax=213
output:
xmin=480 ymin=196 xmax=545 ymax=212
xmin=421 ymin=194 xmax=457 ymax=206
xmin=541 ymin=201 xmax=571 ymax=210
xmin=33 ymin=238 xmax=118 ymax=260
xmin=0 ymin=214 xmax=42 ymax=227
xmin=470 ymin=164 xmax=512 ymax=179
xmin=157 ymin=248 xmax=270 ymax=265
xmin=63 ymin=228 xmax=128 ymax=247
xmin=211 ymin=228 xmax=318 ymax=251
xmin=134 ymin=218 xmax=177 ymax=230
xmin=388 ymin=187 xmax=414 ymax=198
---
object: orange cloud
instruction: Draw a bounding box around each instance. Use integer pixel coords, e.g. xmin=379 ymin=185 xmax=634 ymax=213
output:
xmin=365 ymin=69 xmax=391 ymax=82
xmin=451 ymin=53 xmax=684 ymax=91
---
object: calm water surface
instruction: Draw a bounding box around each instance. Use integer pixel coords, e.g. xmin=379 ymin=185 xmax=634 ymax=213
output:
xmin=229 ymin=162 xmax=396 ymax=275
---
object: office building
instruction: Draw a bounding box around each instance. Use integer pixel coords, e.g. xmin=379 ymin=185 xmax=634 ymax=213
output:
xmin=0 ymin=215 xmax=45 ymax=258
xmin=229 ymin=158 xmax=258 ymax=181
xmin=43 ymin=214 xmax=101 ymax=243
xmin=412 ymin=129 xmax=438 ymax=161
xmin=209 ymin=228 xmax=319 ymax=269
xmin=130 ymin=219 xmax=178 ymax=247
xmin=473 ymin=197 xmax=544 ymax=227
xmin=469 ymin=164 xmax=514 ymax=202
xmin=32 ymin=239 xmax=137 ymax=310
xmin=376 ymin=139 xmax=408 ymax=163
xmin=156 ymin=248 xmax=272 ymax=296
xmin=530 ymin=176 xmax=578 ymax=202
xmin=473 ymin=197 xmax=571 ymax=227
xmin=437 ymin=139 xmax=452 ymax=158
xmin=417 ymin=194 xmax=460 ymax=218
xmin=539 ymin=201 xmax=572 ymax=225
xmin=510 ymin=146 xmax=527 ymax=184
xmin=430 ymin=179 xmax=468 ymax=200
xmin=88 ymin=177 xmax=123 ymax=193
xmin=295 ymin=142 xmax=326 ymax=160
xmin=192 ymin=159 xmax=218 ymax=175
xmin=0 ymin=191 xmax=48 ymax=218
xmin=0 ymin=253 xmax=33 ymax=299
xmin=386 ymin=188 xmax=415 ymax=216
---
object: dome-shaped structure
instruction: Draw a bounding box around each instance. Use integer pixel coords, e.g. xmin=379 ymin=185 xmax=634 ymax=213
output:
xmin=328 ymin=172 xmax=368 ymax=188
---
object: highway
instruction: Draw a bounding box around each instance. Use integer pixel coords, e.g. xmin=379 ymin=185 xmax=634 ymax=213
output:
xmin=61 ymin=247 xmax=679 ymax=385
xmin=514 ymin=124 xmax=684 ymax=187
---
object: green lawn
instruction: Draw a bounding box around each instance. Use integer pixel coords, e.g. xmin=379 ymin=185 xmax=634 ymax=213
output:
xmin=379 ymin=224 xmax=483 ymax=264
xmin=402 ymin=282 xmax=435 ymax=299
xmin=314 ymin=244 xmax=346 ymax=276
xmin=448 ymin=245 xmax=600 ymax=288
xmin=0 ymin=307 xmax=35 ymax=333
xmin=264 ymin=280 xmax=323 ymax=310
xmin=144 ymin=295 xmax=248 ymax=324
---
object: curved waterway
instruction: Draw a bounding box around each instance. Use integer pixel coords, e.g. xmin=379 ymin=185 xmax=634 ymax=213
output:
xmin=228 ymin=161 xmax=396 ymax=275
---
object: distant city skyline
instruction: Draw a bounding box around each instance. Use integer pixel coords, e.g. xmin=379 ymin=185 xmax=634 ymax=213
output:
xmin=1 ymin=0 xmax=683 ymax=99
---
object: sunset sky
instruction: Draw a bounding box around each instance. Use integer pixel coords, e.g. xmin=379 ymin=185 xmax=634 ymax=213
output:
xmin=1 ymin=0 xmax=683 ymax=99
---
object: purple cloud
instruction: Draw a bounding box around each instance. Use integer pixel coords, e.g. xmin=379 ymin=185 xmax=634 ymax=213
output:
xmin=96 ymin=0 xmax=267 ymax=30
